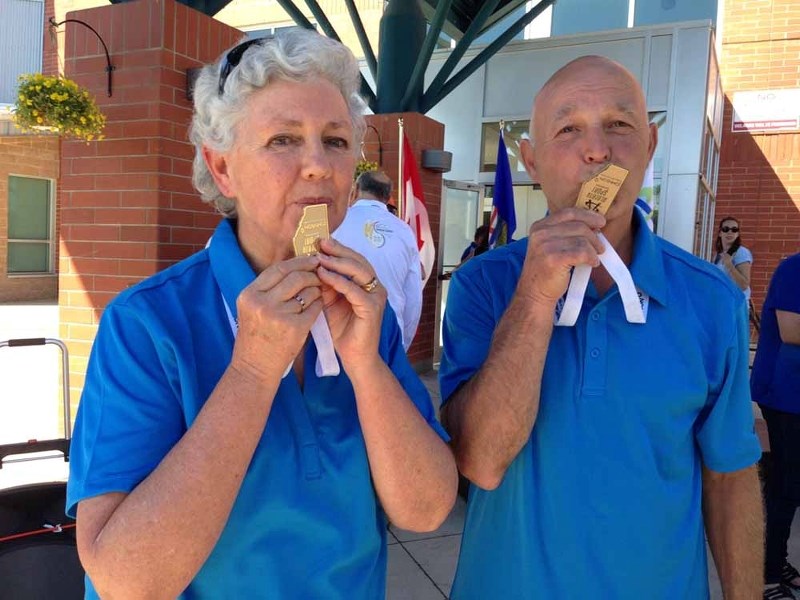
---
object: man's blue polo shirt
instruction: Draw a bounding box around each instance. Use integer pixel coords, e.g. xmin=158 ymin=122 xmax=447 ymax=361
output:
xmin=67 ymin=218 xmax=447 ymax=599
xmin=751 ymin=252 xmax=800 ymax=414
xmin=440 ymin=211 xmax=761 ymax=599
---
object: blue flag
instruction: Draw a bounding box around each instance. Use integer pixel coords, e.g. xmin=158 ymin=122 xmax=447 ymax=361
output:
xmin=488 ymin=131 xmax=516 ymax=247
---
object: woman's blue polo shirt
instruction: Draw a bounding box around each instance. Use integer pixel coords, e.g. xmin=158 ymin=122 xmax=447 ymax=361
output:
xmin=439 ymin=211 xmax=761 ymax=599
xmin=67 ymin=218 xmax=447 ymax=599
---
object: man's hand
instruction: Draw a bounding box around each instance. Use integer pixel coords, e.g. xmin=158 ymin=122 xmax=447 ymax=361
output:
xmin=516 ymin=207 xmax=606 ymax=307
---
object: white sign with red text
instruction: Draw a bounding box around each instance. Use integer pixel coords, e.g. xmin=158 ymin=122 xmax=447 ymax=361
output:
xmin=732 ymin=89 xmax=800 ymax=133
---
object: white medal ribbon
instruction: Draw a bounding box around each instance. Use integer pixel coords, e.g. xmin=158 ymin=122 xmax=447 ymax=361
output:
xmin=554 ymin=233 xmax=647 ymax=326
xmin=310 ymin=313 xmax=340 ymax=377
xmin=222 ymin=294 xmax=340 ymax=378
xmin=209 ymin=234 xmax=340 ymax=378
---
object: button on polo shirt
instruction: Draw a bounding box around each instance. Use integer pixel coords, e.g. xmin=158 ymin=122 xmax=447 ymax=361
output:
xmin=68 ymin=218 xmax=447 ymax=599
xmin=439 ymin=210 xmax=761 ymax=599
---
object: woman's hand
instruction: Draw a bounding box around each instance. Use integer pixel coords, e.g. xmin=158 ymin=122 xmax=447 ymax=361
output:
xmin=316 ymin=238 xmax=386 ymax=371
xmin=231 ymin=255 xmax=323 ymax=383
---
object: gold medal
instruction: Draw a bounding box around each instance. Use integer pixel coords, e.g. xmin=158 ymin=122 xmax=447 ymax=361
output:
xmin=292 ymin=204 xmax=330 ymax=257
xmin=575 ymin=164 xmax=629 ymax=215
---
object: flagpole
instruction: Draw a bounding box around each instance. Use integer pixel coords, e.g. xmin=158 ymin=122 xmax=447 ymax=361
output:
xmin=397 ymin=117 xmax=405 ymax=221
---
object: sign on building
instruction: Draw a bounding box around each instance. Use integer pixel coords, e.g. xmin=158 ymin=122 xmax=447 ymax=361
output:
xmin=731 ymin=89 xmax=800 ymax=133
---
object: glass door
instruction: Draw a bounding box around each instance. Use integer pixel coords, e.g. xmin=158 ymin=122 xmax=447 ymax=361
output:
xmin=434 ymin=181 xmax=483 ymax=362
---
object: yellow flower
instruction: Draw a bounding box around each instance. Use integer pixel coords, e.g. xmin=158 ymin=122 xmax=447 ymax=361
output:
xmin=80 ymin=116 xmax=86 ymax=124
xmin=35 ymin=86 xmax=41 ymax=91
xmin=32 ymin=110 xmax=38 ymax=116
xmin=36 ymin=117 xmax=43 ymax=124
xmin=18 ymin=94 xmax=24 ymax=101
xmin=26 ymin=100 xmax=32 ymax=106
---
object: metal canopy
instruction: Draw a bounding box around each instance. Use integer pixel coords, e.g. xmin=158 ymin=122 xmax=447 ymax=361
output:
xmin=110 ymin=0 xmax=554 ymax=114
xmin=419 ymin=0 xmax=530 ymax=41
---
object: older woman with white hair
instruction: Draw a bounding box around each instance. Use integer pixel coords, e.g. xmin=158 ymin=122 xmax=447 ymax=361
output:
xmin=66 ymin=29 xmax=457 ymax=599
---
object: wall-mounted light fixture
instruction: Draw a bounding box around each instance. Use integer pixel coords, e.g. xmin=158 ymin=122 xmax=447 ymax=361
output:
xmin=421 ymin=149 xmax=452 ymax=173
xmin=364 ymin=124 xmax=383 ymax=166
xmin=48 ymin=17 xmax=115 ymax=97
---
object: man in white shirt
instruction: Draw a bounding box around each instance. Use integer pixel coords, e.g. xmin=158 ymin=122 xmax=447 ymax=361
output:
xmin=334 ymin=171 xmax=422 ymax=350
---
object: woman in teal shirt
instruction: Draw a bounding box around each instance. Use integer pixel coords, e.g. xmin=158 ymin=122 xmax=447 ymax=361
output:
xmin=67 ymin=29 xmax=456 ymax=599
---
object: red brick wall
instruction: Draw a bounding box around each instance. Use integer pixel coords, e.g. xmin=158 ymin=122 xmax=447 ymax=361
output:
xmin=363 ymin=113 xmax=444 ymax=369
xmin=58 ymin=0 xmax=241 ymax=400
xmin=0 ymin=136 xmax=60 ymax=302
xmin=717 ymin=0 xmax=800 ymax=316
xmin=43 ymin=0 xmax=58 ymax=76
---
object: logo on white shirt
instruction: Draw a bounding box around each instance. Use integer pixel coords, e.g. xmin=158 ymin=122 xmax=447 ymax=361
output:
xmin=363 ymin=220 xmax=394 ymax=248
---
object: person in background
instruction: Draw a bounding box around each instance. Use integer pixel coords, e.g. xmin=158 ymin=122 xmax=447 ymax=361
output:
xmin=714 ymin=216 xmax=753 ymax=300
xmin=459 ymin=225 xmax=490 ymax=265
xmin=439 ymin=55 xmax=763 ymax=599
xmin=334 ymin=170 xmax=422 ymax=351
xmin=66 ymin=29 xmax=456 ymax=600
xmin=751 ymin=252 xmax=800 ymax=600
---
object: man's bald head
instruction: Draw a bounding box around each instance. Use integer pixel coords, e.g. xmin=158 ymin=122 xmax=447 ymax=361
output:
xmin=518 ymin=53 xmax=657 ymax=218
xmin=530 ymin=56 xmax=646 ymax=144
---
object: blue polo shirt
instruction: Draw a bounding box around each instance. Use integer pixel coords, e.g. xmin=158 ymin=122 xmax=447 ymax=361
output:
xmin=67 ymin=218 xmax=447 ymax=599
xmin=751 ymin=253 xmax=800 ymax=414
xmin=440 ymin=211 xmax=761 ymax=599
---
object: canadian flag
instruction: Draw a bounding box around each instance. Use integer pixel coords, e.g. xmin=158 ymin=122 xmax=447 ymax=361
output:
xmin=402 ymin=134 xmax=435 ymax=286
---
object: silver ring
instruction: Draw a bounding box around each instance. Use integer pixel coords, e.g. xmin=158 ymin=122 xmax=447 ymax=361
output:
xmin=294 ymin=295 xmax=306 ymax=312
xmin=360 ymin=277 xmax=379 ymax=293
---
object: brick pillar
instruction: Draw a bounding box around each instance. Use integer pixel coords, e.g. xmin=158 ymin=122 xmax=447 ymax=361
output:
xmin=363 ymin=113 xmax=444 ymax=370
xmin=58 ymin=0 xmax=242 ymax=402
xmin=717 ymin=0 xmax=800 ymax=315
xmin=43 ymin=0 xmax=58 ymax=77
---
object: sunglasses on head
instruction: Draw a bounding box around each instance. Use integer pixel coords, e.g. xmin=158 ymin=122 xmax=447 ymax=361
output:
xmin=720 ymin=226 xmax=739 ymax=233
xmin=217 ymin=36 xmax=272 ymax=97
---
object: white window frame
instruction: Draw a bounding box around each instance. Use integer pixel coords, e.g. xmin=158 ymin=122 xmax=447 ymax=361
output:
xmin=7 ymin=173 xmax=56 ymax=276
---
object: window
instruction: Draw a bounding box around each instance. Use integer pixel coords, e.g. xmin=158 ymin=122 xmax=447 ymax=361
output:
xmin=0 ymin=0 xmax=44 ymax=105
xmin=479 ymin=120 xmax=530 ymax=173
xmin=7 ymin=175 xmax=54 ymax=274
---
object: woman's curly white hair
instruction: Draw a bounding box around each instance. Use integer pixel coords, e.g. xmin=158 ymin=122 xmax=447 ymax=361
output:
xmin=189 ymin=28 xmax=366 ymax=217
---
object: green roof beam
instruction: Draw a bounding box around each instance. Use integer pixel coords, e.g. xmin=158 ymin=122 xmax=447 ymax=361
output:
xmin=303 ymin=0 xmax=342 ymax=42
xmin=400 ymin=0 xmax=454 ymax=112
xmin=422 ymin=0 xmax=556 ymax=113
xmin=276 ymin=0 xmax=376 ymax=112
xmin=343 ymin=0 xmax=378 ymax=82
xmin=274 ymin=0 xmax=315 ymax=29
xmin=420 ymin=0 xmax=502 ymax=110
xmin=376 ymin=0 xmax=426 ymax=113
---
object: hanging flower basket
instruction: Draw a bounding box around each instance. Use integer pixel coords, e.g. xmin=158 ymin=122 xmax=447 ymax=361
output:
xmin=354 ymin=158 xmax=379 ymax=180
xmin=12 ymin=73 xmax=106 ymax=142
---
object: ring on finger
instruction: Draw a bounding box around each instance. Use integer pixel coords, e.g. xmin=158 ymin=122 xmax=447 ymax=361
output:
xmin=294 ymin=295 xmax=306 ymax=312
xmin=360 ymin=276 xmax=379 ymax=293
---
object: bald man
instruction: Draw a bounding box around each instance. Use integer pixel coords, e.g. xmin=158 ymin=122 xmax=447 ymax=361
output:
xmin=440 ymin=56 xmax=764 ymax=598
